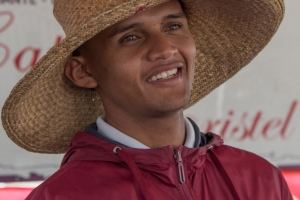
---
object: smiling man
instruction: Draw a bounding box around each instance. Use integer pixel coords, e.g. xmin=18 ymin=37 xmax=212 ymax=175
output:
xmin=64 ymin=1 xmax=196 ymax=149
xmin=1 ymin=0 xmax=293 ymax=199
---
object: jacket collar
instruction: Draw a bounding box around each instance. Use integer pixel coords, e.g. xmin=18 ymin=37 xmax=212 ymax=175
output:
xmin=61 ymin=119 xmax=223 ymax=167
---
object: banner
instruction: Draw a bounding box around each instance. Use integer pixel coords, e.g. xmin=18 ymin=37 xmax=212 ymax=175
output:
xmin=0 ymin=0 xmax=299 ymax=181
xmin=185 ymin=0 xmax=300 ymax=167
xmin=0 ymin=0 xmax=64 ymax=178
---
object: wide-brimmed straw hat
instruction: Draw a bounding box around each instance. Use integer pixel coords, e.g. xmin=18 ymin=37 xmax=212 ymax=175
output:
xmin=2 ymin=0 xmax=284 ymax=153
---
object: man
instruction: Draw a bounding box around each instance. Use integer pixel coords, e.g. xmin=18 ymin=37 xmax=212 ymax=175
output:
xmin=1 ymin=0 xmax=293 ymax=199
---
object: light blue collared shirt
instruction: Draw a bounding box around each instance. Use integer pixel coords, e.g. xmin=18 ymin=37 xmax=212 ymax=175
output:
xmin=96 ymin=115 xmax=195 ymax=149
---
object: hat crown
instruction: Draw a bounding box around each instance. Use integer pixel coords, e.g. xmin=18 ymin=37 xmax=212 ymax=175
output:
xmin=53 ymin=0 xmax=129 ymax=36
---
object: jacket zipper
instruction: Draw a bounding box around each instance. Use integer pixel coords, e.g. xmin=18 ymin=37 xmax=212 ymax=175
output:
xmin=174 ymin=149 xmax=194 ymax=200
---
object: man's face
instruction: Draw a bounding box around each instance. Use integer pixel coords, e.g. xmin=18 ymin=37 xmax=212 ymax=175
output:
xmin=81 ymin=0 xmax=196 ymax=117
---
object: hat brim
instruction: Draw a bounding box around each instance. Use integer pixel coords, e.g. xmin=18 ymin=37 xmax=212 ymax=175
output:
xmin=1 ymin=0 xmax=284 ymax=153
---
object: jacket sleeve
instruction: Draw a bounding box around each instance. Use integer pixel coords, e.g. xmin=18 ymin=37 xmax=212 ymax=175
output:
xmin=25 ymin=187 xmax=44 ymax=200
xmin=278 ymin=170 xmax=294 ymax=200
xmin=25 ymin=184 xmax=64 ymax=200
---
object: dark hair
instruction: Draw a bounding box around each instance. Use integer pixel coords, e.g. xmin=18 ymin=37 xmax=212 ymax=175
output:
xmin=178 ymin=0 xmax=185 ymax=13
xmin=72 ymin=48 xmax=81 ymax=56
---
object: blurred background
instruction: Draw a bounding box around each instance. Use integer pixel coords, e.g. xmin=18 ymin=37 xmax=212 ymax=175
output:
xmin=0 ymin=0 xmax=299 ymax=199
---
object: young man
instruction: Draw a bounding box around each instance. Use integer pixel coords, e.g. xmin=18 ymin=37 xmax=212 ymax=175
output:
xmin=1 ymin=0 xmax=293 ymax=199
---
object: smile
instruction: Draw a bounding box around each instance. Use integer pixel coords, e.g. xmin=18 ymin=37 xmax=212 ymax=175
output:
xmin=147 ymin=68 xmax=178 ymax=82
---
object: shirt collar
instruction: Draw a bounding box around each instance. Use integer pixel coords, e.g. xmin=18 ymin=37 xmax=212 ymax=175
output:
xmin=96 ymin=115 xmax=195 ymax=149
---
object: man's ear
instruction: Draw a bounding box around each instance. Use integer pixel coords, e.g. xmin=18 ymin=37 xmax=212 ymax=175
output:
xmin=64 ymin=56 xmax=98 ymax=89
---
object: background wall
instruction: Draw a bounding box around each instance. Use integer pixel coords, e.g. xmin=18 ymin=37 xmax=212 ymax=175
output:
xmin=185 ymin=0 xmax=300 ymax=168
xmin=0 ymin=0 xmax=299 ymax=181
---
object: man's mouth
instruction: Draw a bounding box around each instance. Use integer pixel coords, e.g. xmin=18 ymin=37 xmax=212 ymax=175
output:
xmin=147 ymin=68 xmax=179 ymax=82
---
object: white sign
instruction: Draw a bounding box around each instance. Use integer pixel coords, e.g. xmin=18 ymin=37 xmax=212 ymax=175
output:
xmin=0 ymin=0 xmax=299 ymax=178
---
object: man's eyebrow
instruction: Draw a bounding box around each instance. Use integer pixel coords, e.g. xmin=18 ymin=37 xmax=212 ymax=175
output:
xmin=162 ymin=12 xmax=187 ymax=21
xmin=109 ymin=23 xmax=140 ymax=38
xmin=108 ymin=13 xmax=186 ymax=38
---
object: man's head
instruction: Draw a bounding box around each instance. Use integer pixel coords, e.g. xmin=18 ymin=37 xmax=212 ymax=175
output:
xmin=65 ymin=0 xmax=196 ymax=118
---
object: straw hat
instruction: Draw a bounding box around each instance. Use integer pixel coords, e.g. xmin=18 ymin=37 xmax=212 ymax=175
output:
xmin=1 ymin=0 xmax=284 ymax=153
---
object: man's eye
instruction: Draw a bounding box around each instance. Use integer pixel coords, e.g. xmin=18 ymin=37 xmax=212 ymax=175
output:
xmin=121 ymin=35 xmax=138 ymax=42
xmin=166 ymin=24 xmax=182 ymax=31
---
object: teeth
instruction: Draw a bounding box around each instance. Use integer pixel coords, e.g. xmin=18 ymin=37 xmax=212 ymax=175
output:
xmin=167 ymin=70 xmax=173 ymax=76
xmin=161 ymin=72 xmax=167 ymax=78
xmin=148 ymin=68 xmax=179 ymax=82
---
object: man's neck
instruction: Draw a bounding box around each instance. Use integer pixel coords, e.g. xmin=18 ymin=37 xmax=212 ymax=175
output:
xmin=105 ymin=110 xmax=186 ymax=149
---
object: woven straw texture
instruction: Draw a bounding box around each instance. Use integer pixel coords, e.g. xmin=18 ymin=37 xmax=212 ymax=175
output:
xmin=2 ymin=0 xmax=284 ymax=153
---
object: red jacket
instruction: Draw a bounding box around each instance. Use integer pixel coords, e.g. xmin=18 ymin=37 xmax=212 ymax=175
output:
xmin=26 ymin=131 xmax=293 ymax=200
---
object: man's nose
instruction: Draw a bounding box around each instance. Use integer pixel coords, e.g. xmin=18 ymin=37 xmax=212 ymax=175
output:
xmin=146 ymin=34 xmax=178 ymax=62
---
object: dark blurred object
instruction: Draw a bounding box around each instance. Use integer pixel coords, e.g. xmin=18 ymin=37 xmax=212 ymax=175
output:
xmin=0 ymin=173 xmax=45 ymax=182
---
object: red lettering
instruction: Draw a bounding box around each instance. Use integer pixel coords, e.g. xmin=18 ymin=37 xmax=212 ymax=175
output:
xmin=229 ymin=112 xmax=262 ymax=141
xmin=280 ymin=100 xmax=297 ymax=139
xmin=0 ymin=43 xmax=10 ymax=68
xmin=220 ymin=110 xmax=234 ymax=138
xmin=0 ymin=11 xmax=14 ymax=34
xmin=54 ymin=36 xmax=63 ymax=45
xmin=244 ymin=111 xmax=262 ymax=140
xmin=204 ymin=120 xmax=221 ymax=133
xmin=231 ymin=126 xmax=240 ymax=136
xmin=262 ymin=118 xmax=282 ymax=140
xmin=187 ymin=100 xmax=298 ymax=142
xmin=11 ymin=36 xmax=63 ymax=73
xmin=14 ymin=47 xmax=41 ymax=72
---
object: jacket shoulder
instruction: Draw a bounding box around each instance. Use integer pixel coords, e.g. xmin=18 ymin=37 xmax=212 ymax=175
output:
xmin=25 ymin=161 xmax=81 ymax=200
xmin=210 ymin=145 xmax=293 ymax=199
xmin=26 ymin=160 xmax=143 ymax=200
xmin=213 ymin=145 xmax=278 ymax=174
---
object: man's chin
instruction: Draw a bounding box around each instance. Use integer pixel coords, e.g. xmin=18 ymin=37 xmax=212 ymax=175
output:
xmin=144 ymin=97 xmax=190 ymax=117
